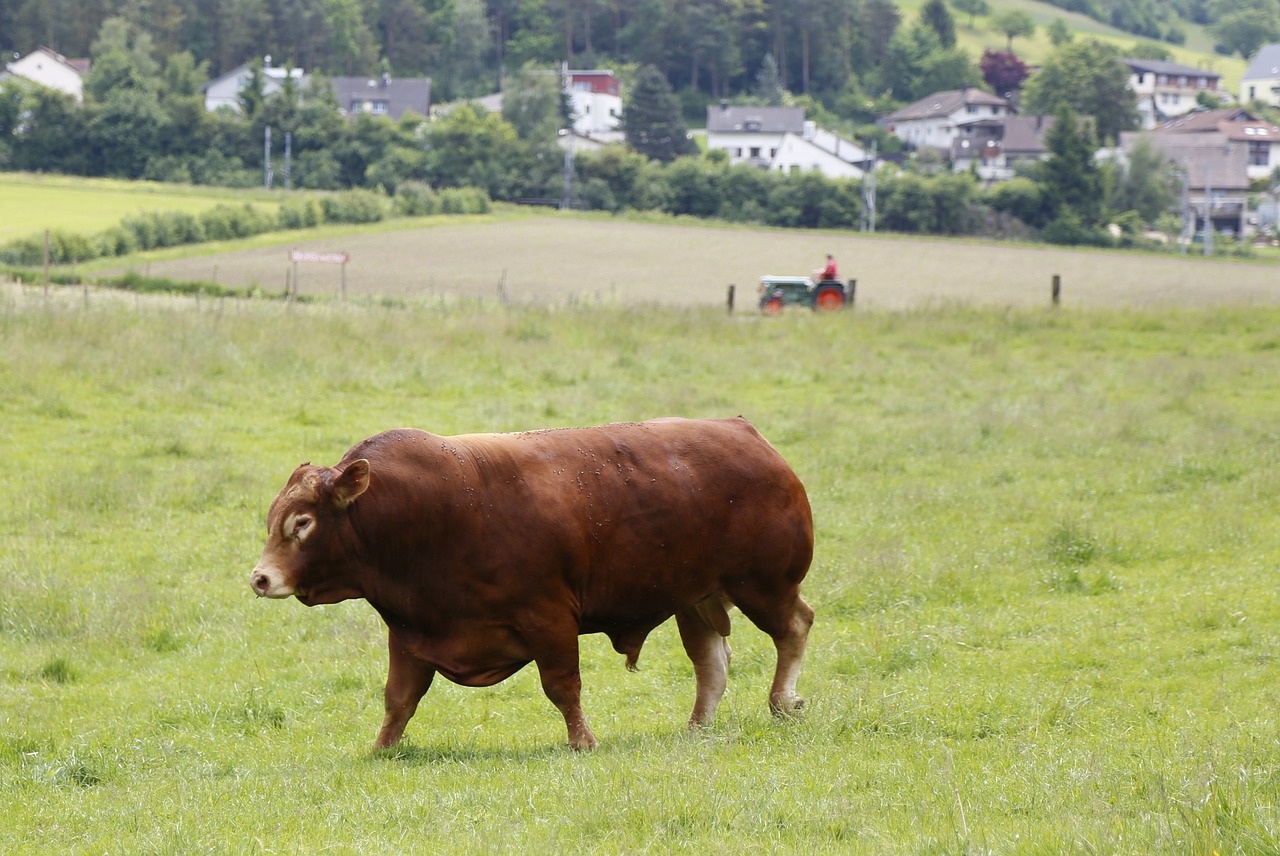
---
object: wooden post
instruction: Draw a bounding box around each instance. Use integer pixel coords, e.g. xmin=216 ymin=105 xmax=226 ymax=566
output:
xmin=1051 ymin=274 xmax=1061 ymax=306
xmin=43 ymin=230 xmax=50 ymax=296
xmin=847 ymin=278 xmax=857 ymax=307
xmin=727 ymin=284 xmax=735 ymax=313
xmin=340 ymin=258 xmax=347 ymax=301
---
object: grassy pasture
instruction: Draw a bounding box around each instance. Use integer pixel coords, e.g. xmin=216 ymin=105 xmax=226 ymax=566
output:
xmin=2 ymin=287 xmax=1280 ymax=852
xmin=0 ymin=172 xmax=285 ymax=242
xmin=97 ymin=213 xmax=1280 ymax=311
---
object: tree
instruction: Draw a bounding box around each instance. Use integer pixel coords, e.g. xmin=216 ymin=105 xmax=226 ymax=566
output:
xmin=1107 ymin=135 xmax=1175 ymax=223
xmin=1211 ymin=4 xmax=1280 ymax=59
xmin=885 ymin=22 xmax=976 ymax=102
xmin=980 ymin=50 xmax=1028 ymax=97
xmin=1046 ymin=18 xmax=1073 ymax=46
xmin=1041 ymin=102 xmax=1104 ymax=229
xmin=621 ymin=65 xmax=697 ymax=162
xmin=1022 ymin=39 xmax=1139 ymax=143
xmin=502 ymin=65 xmax=564 ymax=140
xmin=992 ymin=9 xmax=1034 ymax=51
xmin=920 ymin=0 xmax=956 ymax=49
xmin=951 ymin=0 xmax=990 ymax=28
xmin=753 ymin=53 xmax=786 ymax=105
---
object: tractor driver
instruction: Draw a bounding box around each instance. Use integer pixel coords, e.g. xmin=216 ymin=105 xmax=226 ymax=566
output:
xmin=818 ymin=254 xmax=838 ymax=282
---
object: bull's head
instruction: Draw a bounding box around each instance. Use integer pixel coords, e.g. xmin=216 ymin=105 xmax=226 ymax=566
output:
xmin=249 ymin=459 xmax=370 ymax=605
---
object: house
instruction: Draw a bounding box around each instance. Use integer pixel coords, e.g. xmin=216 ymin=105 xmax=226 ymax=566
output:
xmin=1152 ymin=107 xmax=1280 ymax=181
xmin=566 ymin=68 xmax=622 ymax=136
xmin=880 ymin=88 xmax=1014 ymax=153
xmin=950 ymin=115 xmax=1057 ymax=181
xmin=3 ymin=46 xmax=90 ymax=102
xmin=330 ymin=75 xmax=431 ymax=120
xmin=705 ymin=104 xmax=805 ymax=167
xmin=771 ymin=123 xmax=868 ymax=179
xmin=1123 ymin=58 xmax=1227 ymax=128
xmin=203 ymin=58 xmax=306 ymax=112
xmin=1240 ymin=44 xmax=1280 ymax=107
xmin=1119 ymin=108 xmax=1274 ymax=236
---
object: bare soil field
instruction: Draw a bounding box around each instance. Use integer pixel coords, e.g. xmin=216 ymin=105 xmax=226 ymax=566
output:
xmin=109 ymin=215 xmax=1280 ymax=310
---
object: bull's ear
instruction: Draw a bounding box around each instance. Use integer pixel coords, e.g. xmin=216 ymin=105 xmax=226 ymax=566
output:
xmin=333 ymin=459 xmax=370 ymax=508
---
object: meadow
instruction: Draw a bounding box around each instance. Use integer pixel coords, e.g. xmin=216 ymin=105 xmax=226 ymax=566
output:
xmin=0 ymin=173 xmax=286 ymax=243
xmin=2 ymin=286 xmax=1280 ymax=852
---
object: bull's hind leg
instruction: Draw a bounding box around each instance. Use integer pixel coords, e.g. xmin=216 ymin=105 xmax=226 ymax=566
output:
xmin=767 ymin=594 xmax=814 ymax=716
xmin=675 ymin=603 xmax=733 ymax=728
xmin=730 ymin=587 xmax=814 ymax=717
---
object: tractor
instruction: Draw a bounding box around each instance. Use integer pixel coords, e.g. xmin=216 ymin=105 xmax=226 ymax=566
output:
xmin=758 ymin=274 xmax=850 ymax=314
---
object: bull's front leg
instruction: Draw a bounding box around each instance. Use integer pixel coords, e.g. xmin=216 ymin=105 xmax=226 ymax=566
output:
xmin=532 ymin=636 xmax=597 ymax=751
xmin=374 ymin=633 xmax=436 ymax=750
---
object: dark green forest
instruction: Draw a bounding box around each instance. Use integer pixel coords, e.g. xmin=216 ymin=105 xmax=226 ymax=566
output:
xmin=2 ymin=0 xmax=1275 ymax=105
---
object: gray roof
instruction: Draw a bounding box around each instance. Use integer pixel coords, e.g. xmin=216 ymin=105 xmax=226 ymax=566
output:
xmin=1122 ymin=58 xmax=1220 ymax=81
xmin=330 ymin=75 xmax=431 ymax=120
xmin=1243 ymin=44 xmax=1280 ymax=80
xmin=883 ymin=88 xmax=1010 ymax=122
xmin=1137 ymin=132 xmax=1251 ymax=191
xmin=706 ymin=105 xmax=804 ymax=134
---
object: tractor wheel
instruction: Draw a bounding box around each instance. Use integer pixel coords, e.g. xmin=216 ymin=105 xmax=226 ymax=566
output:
xmin=813 ymin=285 xmax=846 ymax=312
xmin=762 ymin=298 xmax=784 ymax=316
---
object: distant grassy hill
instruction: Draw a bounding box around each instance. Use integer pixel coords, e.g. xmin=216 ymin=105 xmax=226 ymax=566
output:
xmin=893 ymin=0 xmax=1248 ymax=92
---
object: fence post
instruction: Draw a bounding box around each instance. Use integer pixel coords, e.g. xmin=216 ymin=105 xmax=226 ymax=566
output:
xmin=43 ymin=230 xmax=50 ymax=297
xmin=727 ymin=284 xmax=735 ymax=313
xmin=847 ymin=278 xmax=857 ymax=307
xmin=1051 ymin=274 xmax=1061 ymax=306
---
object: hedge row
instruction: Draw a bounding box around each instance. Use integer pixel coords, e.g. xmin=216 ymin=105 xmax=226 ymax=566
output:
xmin=0 ymin=186 xmax=492 ymax=268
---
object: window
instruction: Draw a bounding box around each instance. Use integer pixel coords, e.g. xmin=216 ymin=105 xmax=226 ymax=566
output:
xmin=750 ymin=146 xmax=761 ymax=158
xmin=1249 ymin=140 xmax=1270 ymax=167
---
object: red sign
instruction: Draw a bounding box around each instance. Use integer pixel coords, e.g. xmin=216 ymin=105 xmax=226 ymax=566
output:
xmin=289 ymin=250 xmax=349 ymax=264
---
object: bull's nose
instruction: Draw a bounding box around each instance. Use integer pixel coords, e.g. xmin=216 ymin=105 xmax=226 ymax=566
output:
xmin=250 ymin=572 xmax=270 ymax=597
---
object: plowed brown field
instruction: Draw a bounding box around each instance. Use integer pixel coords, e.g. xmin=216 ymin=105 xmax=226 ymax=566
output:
xmin=112 ymin=215 xmax=1280 ymax=310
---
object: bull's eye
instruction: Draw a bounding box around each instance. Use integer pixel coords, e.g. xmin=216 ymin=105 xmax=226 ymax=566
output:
xmin=291 ymin=514 xmax=314 ymax=541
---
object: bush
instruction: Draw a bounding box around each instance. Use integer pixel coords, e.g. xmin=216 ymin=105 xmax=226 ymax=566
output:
xmin=437 ymin=186 xmax=491 ymax=215
xmin=200 ymin=203 xmax=273 ymax=240
xmin=320 ymin=189 xmax=388 ymax=224
xmin=394 ymin=181 xmax=441 ymax=216
xmin=277 ymin=199 xmax=323 ymax=230
xmin=95 ymin=225 xmax=138 ymax=257
xmin=49 ymin=229 xmax=99 ymax=263
xmin=0 ymin=236 xmax=45 ymax=266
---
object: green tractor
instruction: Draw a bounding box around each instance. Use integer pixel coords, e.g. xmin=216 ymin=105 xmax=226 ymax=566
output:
xmin=757 ymin=274 xmax=851 ymax=315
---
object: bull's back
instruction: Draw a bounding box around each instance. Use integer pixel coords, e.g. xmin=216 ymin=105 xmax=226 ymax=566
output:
xmin=343 ymin=418 xmax=812 ymax=618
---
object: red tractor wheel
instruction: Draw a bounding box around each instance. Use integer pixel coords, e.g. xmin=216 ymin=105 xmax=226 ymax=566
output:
xmin=813 ymin=285 xmax=846 ymax=312
xmin=762 ymin=298 xmax=785 ymax=316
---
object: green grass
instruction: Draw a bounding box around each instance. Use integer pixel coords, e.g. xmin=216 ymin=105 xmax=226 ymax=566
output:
xmin=0 ymin=172 xmax=287 ymax=242
xmin=3 ymin=294 xmax=1280 ymax=851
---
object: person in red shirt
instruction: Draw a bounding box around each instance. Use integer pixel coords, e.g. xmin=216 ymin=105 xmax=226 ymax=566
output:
xmin=818 ymin=254 xmax=838 ymax=282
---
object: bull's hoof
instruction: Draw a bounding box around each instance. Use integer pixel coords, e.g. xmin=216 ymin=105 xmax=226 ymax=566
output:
xmin=770 ymin=695 xmax=806 ymax=719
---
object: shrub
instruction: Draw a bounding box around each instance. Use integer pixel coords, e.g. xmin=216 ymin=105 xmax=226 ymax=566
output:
xmin=394 ymin=181 xmax=441 ymax=216
xmin=0 ymin=236 xmax=45 ymax=266
xmin=437 ymin=186 xmax=491 ymax=215
xmin=320 ymin=189 xmax=388 ymax=224
xmin=95 ymin=225 xmax=138 ymax=257
xmin=200 ymin=203 xmax=273 ymax=240
xmin=49 ymin=230 xmax=99 ymax=263
xmin=277 ymin=198 xmax=323 ymax=230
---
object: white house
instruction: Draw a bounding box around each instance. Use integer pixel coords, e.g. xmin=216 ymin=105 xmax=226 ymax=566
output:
xmin=705 ymin=104 xmax=805 ymax=167
xmin=880 ymin=88 xmax=1013 ymax=153
xmin=566 ymin=68 xmax=622 ymax=136
xmin=1241 ymin=44 xmax=1280 ymax=107
xmin=330 ymin=74 xmax=431 ymax=120
xmin=771 ymin=123 xmax=868 ymax=178
xmin=3 ymin=46 xmax=89 ymax=102
xmin=1123 ymin=58 xmax=1227 ymax=128
xmin=202 ymin=58 xmax=306 ymax=112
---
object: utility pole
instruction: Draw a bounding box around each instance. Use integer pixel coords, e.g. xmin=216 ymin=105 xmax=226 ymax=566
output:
xmin=861 ymin=140 xmax=877 ymax=233
xmin=284 ymin=131 xmax=292 ymax=191
xmin=264 ymin=126 xmax=272 ymax=189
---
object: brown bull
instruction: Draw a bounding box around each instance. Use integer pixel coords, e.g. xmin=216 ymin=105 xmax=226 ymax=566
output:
xmin=249 ymin=417 xmax=814 ymax=750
